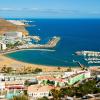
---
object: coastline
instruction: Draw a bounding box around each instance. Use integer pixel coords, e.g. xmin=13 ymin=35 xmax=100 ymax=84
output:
xmin=0 ymin=54 xmax=81 ymax=72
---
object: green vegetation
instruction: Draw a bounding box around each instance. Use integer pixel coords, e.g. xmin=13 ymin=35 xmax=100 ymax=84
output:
xmin=51 ymin=80 xmax=100 ymax=99
xmin=47 ymin=80 xmax=55 ymax=86
xmin=67 ymin=67 xmax=72 ymax=72
xmin=51 ymin=89 xmax=61 ymax=100
xmin=24 ymin=80 xmax=38 ymax=86
xmin=6 ymin=43 xmax=15 ymax=49
xmin=37 ymin=96 xmax=49 ymax=100
xmin=6 ymin=41 xmax=23 ymax=49
xmin=14 ymin=41 xmax=23 ymax=46
xmin=1 ymin=65 xmax=12 ymax=73
xmin=33 ymin=68 xmax=42 ymax=74
xmin=11 ymin=95 xmax=29 ymax=100
xmin=76 ymin=80 xmax=100 ymax=96
xmin=0 ymin=66 xmax=42 ymax=75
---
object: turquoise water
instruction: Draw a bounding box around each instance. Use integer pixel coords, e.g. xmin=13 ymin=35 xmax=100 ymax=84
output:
xmin=6 ymin=19 xmax=100 ymax=67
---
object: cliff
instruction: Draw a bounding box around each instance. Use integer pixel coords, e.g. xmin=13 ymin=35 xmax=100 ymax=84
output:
xmin=0 ymin=18 xmax=29 ymax=36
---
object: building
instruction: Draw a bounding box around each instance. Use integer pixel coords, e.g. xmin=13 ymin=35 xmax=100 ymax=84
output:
xmin=37 ymin=76 xmax=66 ymax=87
xmin=4 ymin=31 xmax=23 ymax=38
xmin=28 ymin=85 xmax=54 ymax=99
xmin=67 ymin=71 xmax=91 ymax=85
xmin=37 ymin=71 xmax=91 ymax=86
xmin=0 ymin=42 xmax=7 ymax=50
xmin=0 ymin=82 xmax=5 ymax=99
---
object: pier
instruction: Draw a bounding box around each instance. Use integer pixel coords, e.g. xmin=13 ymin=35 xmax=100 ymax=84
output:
xmin=76 ymin=51 xmax=100 ymax=57
xmin=75 ymin=51 xmax=100 ymax=64
xmin=44 ymin=36 xmax=60 ymax=48
xmin=27 ymin=36 xmax=41 ymax=42
xmin=0 ymin=36 xmax=60 ymax=55
xmin=28 ymin=36 xmax=60 ymax=49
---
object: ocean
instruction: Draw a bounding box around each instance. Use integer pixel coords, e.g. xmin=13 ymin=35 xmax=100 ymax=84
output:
xmin=6 ymin=19 xmax=100 ymax=67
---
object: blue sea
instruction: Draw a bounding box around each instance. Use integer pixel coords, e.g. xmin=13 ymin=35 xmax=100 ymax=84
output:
xmin=6 ymin=19 xmax=100 ymax=67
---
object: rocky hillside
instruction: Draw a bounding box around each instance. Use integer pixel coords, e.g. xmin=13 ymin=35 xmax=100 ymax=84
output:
xmin=0 ymin=18 xmax=28 ymax=35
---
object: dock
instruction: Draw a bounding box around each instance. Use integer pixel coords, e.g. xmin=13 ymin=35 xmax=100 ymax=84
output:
xmin=75 ymin=51 xmax=100 ymax=57
xmin=28 ymin=36 xmax=60 ymax=49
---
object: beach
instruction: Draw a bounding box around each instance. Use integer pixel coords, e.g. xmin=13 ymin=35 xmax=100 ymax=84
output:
xmin=0 ymin=54 xmax=81 ymax=72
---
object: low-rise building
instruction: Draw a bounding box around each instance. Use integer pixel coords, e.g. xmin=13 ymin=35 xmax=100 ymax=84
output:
xmin=37 ymin=71 xmax=91 ymax=86
xmin=0 ymin=82 xmax=6 ymax=99
xmin=4 ymin=31 xmax=23 ymax=38
xmin=37 ymin=76 xmax=66 ymax=87
xmin=67 ymin=71 xmax=91 ymax=85
xmin=28 ymin=85 xmax=53 ymax=99
xmin=0 ymin=42 xmax=7 ymax=50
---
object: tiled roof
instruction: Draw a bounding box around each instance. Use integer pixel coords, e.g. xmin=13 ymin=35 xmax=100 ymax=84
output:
xmin=37 ymin=76 xmax=66 ymax=82
xmin=28 ymin=85 xmax=54 ymax=93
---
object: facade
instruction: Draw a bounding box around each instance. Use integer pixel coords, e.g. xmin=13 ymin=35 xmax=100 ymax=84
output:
xmin=28 ymin=85 xmax=53 ymax=99
xmin=37 ymin=71 xmax=91 ymax=86
xmin=0 ymin=75 xmax=6 ymax=99
xmin=0 ymin=42 xmax=7 ymax=50
xmin=37 ymin=76 xmax=66 ymax=87
xmin=0 ymin=76 xmax=25 ymax=99
xmin=67 ymin=71 xmax=91 ymax=85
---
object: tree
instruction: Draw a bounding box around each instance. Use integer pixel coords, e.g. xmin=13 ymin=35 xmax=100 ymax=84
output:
xmin=33 ymin=68 xmax=42 ymax=74
xmin=11 ymin=95 xmax=29 ymax=100
xmin=57 ymin=67 xmax=61 ymax=71
xmin=14 ymin=41 xmax=23 ymax=46
xmin=77 ymin=80 xmax=97 ymax=96
xmin=1 ymin=66 xmax=12 ymax=73
xmin=6 ymin=43 xmax=14 ymax=49
xmin=67 ymin=67 xmax=72 ymax=72
xmin=37 ymin=96 xmax=49 ymax=100
xmin=60 ymin=87 xmax=75 ymax=97
xmin=51 ymin=89 xmax=61 ymax=100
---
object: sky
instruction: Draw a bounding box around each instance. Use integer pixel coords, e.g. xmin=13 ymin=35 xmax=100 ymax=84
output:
xmin=0 ymin=0 xmax=100 ymax=18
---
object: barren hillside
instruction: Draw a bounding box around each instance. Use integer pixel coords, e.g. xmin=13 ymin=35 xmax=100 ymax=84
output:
xmin=0 ymin=18 xmax=28 ymax=35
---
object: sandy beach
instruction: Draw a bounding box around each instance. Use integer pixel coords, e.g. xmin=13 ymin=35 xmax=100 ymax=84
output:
xmin=0 ymin=54 xmax=81 ymax=72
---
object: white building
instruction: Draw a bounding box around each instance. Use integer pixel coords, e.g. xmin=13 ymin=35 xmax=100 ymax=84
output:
xmin=0 ymin=82 xmax=5 ymax=90
xmin=4 ymin=31 xmax=23 ymax=38
xmin=28 ymin=85 xmax=53 ymax=99
xmin=0 ymin=42 xmax=7 ymax=50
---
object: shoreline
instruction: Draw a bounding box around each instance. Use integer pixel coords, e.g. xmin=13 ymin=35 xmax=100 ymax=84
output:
xmin=0 ymin=53 xmax=100 ymax=72
xmin=0 ymin=54 xmax=82 ymax=72
xmin=1 ymin=48 xmax=56 ymax=55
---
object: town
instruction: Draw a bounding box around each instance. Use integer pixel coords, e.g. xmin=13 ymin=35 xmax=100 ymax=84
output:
xmin=0 ymin=30 xmax=60 ymax=53
xmin=0 ymin=19 xmax=100 ymax=100
xmin=0 ymin=66 xmax=100 ymax=100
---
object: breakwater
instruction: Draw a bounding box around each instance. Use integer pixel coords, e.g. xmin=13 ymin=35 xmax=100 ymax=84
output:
xmin=28 ymin=36 xmax=60 ymax=49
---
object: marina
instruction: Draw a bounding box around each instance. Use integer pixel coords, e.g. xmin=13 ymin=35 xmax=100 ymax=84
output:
xmin=76 ymin=51 xmax=100 ymax=57
xmin=26 ymin=36 xmax=60 ymax=49
xmin=76 ymin=51 xmax=100 ymax=64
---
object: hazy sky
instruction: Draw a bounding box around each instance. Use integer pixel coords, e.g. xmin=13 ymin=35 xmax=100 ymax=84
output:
xmin=0 ymin=0 xmax=100 ymax=18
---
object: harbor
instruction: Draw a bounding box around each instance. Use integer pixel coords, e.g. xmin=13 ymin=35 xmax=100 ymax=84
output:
xmin=75 ymin=51 xmax=100 ymax=57
xmin=75 ymin=51 xmax=100 ymax=65
xmin=24 ymin=36 xmax=60 ymax=49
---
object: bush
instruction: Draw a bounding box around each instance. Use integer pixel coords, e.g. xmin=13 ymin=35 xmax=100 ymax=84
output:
xmin=1 ymin=66 xmax=12 ymax=73
xmin=37 ymin=96 xmax=49 ymax=100
xmin=11 ymin=95 xmax=29 ymax=100
xmin=33 ymin=68 xmax=42 ymax=74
